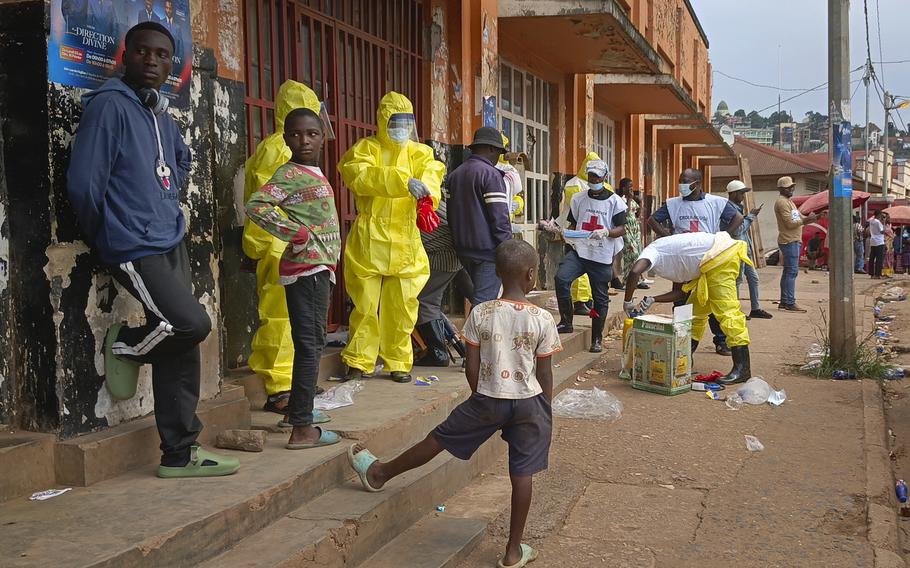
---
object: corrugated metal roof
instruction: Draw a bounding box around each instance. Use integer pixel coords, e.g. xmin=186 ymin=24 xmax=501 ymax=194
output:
xmin=713 ymin=137 xmax=827 ymax=178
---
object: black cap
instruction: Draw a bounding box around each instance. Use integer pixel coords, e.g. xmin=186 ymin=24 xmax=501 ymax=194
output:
xmin=469 ymin=126 xmax=506 ymax=150
xmin=125 ymin=22 xmax=176 ymax=53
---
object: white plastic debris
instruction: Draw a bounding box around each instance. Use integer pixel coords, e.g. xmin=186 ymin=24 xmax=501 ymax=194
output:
xmin=552 ymin=387 xmax=623 ymax=421
xmin=29 ymin=488 xmax=72 ymax=501
xmin=736 ymin=377 xmax=787 ymax=406
xmin=314 ymin=380 xmax=365 ymax=410
xmin=744 ymin=435 xmax=765 ymax=452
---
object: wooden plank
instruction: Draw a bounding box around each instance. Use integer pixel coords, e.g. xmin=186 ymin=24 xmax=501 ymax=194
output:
xmin=739 ymin=156 xmax=766 ymax=267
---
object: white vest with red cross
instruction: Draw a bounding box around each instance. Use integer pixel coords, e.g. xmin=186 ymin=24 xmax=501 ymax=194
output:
xmin=570 ymin=191 xmax=627 ymax=264
xmin=665 ymin=193 xmax=728 ymax=234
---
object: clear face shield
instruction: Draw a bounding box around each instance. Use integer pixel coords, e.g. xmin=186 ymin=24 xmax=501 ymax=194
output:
xmin=319 ymin=101 xmax=336 ymax=141
xmin=386 ymin=113 xmax=419 ymax=145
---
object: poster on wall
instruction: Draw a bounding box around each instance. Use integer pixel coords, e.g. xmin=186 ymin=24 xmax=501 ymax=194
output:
xmin=48 ymin=0 xmax=193 ymax=109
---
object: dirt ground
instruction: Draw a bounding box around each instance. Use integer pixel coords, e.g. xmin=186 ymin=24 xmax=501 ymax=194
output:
xmin=454 ymin=269 xmax=909 ymax=568
xmin=877 ymin=276 xmax=910 ymax=561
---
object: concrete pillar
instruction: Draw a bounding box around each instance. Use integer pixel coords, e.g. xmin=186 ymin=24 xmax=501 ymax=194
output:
xmin=565 ymin=74 xmax=592 ymax=170
xmin=453 ymin=0 xmax=499 ymax=145
xmin=628 ymin=115 xmax=645 ymax=191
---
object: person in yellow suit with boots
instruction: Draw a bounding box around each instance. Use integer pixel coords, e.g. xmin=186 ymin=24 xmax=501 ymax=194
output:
xmin=243 ymin=80 xmax=325 ymax=414
xmin=338 ymin=92 xmax=445 ymax=383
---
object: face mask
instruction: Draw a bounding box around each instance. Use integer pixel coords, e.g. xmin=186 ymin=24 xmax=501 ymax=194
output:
xmin=387 ymin=127 xmax=410 ymax=144
xmin=589 ymin=182 xmax=604 ymax=191
xmin=679 ymin=182 xmax=696 ymax=197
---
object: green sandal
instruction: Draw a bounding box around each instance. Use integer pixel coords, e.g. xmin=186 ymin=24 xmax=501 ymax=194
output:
xmin=104 ymin=324 xmax=141 ymax=400
xmin=157 ymin=446 xmax=240 ymax=478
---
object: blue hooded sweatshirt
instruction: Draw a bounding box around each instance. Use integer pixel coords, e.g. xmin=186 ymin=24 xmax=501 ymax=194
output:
xmin=67 ymin=78 xmax=191 ymax=265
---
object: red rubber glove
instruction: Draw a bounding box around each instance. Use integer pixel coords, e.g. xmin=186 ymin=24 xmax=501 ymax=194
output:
xmin=416 ymin=196 xmax=440 ymax=233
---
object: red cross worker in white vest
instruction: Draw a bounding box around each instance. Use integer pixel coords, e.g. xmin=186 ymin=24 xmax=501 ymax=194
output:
xmin=553 ymin=159 xmax=627 ymax=354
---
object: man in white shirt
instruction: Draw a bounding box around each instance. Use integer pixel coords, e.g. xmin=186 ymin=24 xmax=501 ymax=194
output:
xmin=646 ymin=169 xmax=744 ymax=357
xmin=869 ymin=210 xmax=887 ymax=279
xmin=554 ymin=160 xmax=627 ymax=353
xmin=623 ymin=232 xmax=754 ymax=385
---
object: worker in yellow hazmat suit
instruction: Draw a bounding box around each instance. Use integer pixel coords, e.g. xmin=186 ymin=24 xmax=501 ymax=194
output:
xmin=560 ymin=152 xmax=602 ymax=309
xmin=623 ymin=232 xmax=753 ymax=386
xmin=338 ymin=92 xmax=445 ymax=383
xmin=243 ymin=80 xmax=322 ymax=413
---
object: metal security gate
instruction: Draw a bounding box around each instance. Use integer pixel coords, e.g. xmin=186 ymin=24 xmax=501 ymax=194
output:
xmin=244 ymin=0 xmax=428 ymax=324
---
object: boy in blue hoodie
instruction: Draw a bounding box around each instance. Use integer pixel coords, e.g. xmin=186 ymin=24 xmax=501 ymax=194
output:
xmin=67 ymin=22 xmax=239 ymax=478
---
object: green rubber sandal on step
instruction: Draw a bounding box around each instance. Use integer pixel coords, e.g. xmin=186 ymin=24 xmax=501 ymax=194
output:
xmin=104 ymin=324 xmax=141 ymax=400
xmin=157 ymin=446 xmax=240 ymax=479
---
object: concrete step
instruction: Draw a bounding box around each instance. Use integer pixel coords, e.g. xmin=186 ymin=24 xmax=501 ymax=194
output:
xmin=0 ymin=431 xmax=56 ymax=503
xmin=201 ymin=348 xmax=602 ymax=568
xmin=198 ymin=436 xmax=503 ymax=568
xmin=54 ymin=383 xmax=251 ymax=487
xmin=0 ymin=358 xmax=527 ymax=567
xmin=0 ymin=326 xmax=599 ymax=568
xmin=359 ymin=515 xmax=487 ymax=568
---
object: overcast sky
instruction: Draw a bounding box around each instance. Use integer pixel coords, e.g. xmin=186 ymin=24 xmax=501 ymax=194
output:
xmin=690 ymin=0 xmax=910 ymax=129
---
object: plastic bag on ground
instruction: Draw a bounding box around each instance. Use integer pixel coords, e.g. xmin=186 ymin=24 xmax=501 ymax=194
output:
xmin=744 ymin=435 xmax=764 ymax=452
xmin=733 ymin=377 xmax=787 ymax=406
xmin=736 ymin=377 xmax=772 ymax=405
xmin=806 ymin=343 xmax=827 ymax=359
xmin=552 ymin=387 xmax=623 ymax=421
xmin=315 ymin=380 xmax=364 ymax=410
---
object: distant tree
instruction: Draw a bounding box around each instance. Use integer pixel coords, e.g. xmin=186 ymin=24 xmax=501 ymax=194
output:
xmin=734 ymin=109 xmax=746 ymax=117
xmin=768 ymin=110 xmax=793 ymax=125
xmin=747 ymin=110 xmax=767 ymax=128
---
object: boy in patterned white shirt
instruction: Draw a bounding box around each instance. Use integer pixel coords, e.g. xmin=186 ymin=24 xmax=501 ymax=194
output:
xmin=347 ymin=239 xmax=561 ymax=568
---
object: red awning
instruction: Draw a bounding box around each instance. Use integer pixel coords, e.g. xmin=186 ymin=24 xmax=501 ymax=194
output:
xmin=797 ymin=190 xmax=871 ymax=215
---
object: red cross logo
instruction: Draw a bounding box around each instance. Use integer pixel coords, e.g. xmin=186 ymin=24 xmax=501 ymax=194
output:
xmin=581 ymin=215 xmax=603 ymax=231
xmin=689 ymin=219 xmax=700 ymax=233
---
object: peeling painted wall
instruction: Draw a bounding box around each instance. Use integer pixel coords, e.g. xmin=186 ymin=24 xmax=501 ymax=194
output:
xmin=0 ymin=1 xmax=249 ymax=436
xmin=0 ymin=95 xmax=10 ymax=425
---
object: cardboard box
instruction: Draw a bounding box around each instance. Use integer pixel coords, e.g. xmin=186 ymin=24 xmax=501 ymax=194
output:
xmin=630 ymin=305 xmax=693 ymax=395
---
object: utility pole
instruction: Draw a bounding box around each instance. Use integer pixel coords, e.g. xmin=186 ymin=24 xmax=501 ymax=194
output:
xmin=863 ymin=61 xmax=870 ymax=196
xmin=827 ymin=0 xmax=855 ymax=361
xmin=883 ymin=91 xmax=891 ymax=200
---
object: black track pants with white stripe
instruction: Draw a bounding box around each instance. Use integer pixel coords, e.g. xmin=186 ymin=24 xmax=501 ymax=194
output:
xmin=110 ymin=243 xmax=211 ymax=459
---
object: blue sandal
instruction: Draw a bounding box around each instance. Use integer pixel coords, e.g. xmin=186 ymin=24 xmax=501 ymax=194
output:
xmin=285 ymin=427 xmax=340 ymax=450
xmin=347 ymin=444 xmax=382 ymax=492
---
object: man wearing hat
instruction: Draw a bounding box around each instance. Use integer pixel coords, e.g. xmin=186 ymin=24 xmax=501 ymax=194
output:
xmin=774 ymin=176 xmax=820 ymax=312
xmin=449 ymin=126 xmax=512 ymax=304
xmin=726 ymin=180 xmax=772 ymax=319
xmin=554 ymin=159 xmax=627 ymax=353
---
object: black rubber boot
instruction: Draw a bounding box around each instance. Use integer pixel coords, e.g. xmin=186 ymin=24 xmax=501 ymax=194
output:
xmin=414 ymin=320 xmax=450 ymax=367
xmin=718 ymin=346 xmax=751 ymax=385
xmin=574 ymin=301 xmax=593 ymax=315
xmin=557 ymin=296 xmax=575 ymax=333
xmin=590 ymin=315 xmax=606 ymax=353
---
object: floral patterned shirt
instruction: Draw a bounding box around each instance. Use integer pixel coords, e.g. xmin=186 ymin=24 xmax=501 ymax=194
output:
xmin=462 ymin=299 xmax=562 ymax=399
xmin=246 ymin=163 xmax=341 ymax=282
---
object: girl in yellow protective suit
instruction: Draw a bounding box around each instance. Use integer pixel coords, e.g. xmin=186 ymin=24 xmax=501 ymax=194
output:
xmin=243 ymin=80 xmax=322 ymax=412
xmin=338 ymin=92 xmax=445 ymax=383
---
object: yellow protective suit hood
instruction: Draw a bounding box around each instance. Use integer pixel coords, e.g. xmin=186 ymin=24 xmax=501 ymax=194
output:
xmin=242 ymin=80 xmax=321 ymax=396
xmin=243 ymin=80 xmax=321 ymax=260
xmin=338 ymin=91 xmax=446 ymax=374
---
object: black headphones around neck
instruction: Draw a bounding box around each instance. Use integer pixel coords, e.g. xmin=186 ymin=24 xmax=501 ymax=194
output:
xmin=136 ymin=87 xmax=169 ymax=116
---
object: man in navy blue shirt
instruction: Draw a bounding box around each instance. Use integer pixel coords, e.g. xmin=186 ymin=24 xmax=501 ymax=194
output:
xmin=448 ymin=127 xmax=512 ymax=305
xmin=68 ymin=22 xmax=238 ymax=479
xmin=646 ymin=169 xmax=743 ymax=356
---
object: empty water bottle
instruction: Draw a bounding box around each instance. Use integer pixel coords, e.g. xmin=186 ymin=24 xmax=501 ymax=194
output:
xmin=833 ymin=370 xmax=857 ymax=380
xmin=885 ymin=368 xmax=906 ymax=380
xmin=897 ymin=480 xmax=908 ymax=503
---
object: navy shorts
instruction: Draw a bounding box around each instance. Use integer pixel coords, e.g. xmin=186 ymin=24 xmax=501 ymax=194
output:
xmin=432 ymin=392 xmax=552 ymax=476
